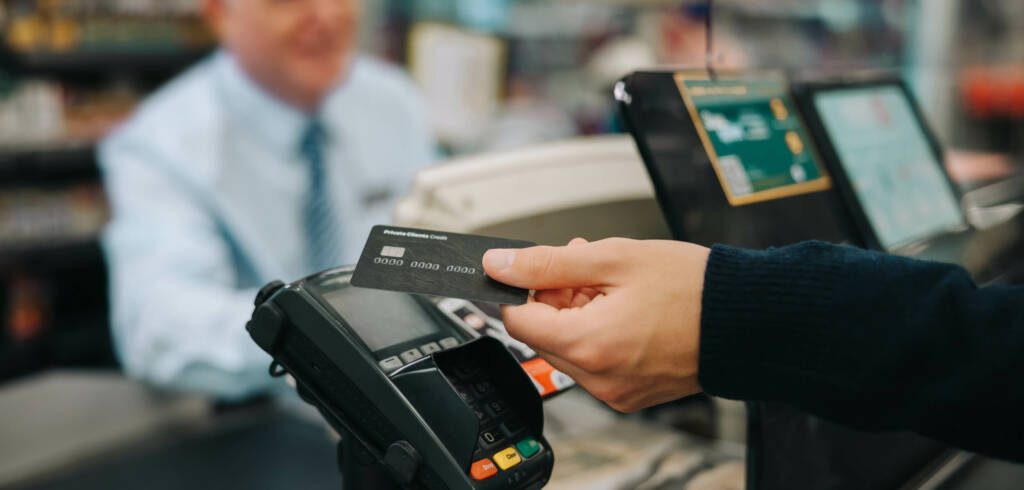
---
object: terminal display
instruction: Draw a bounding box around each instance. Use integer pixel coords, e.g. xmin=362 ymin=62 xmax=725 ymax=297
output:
xmin=812 ymin=85 xmax=967 ymax=250
xmin=321 ymin=286 xmax=438 ymax=352
xmin=675 ymin=73 xmax=832 ymax=206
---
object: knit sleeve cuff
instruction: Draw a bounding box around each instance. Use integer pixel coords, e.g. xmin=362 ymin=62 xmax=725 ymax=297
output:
xmin=697 ymin=242 xmax=858 ymax=402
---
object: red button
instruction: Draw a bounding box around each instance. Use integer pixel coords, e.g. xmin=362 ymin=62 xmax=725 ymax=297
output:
xmin=470 ymin=458 xmax=498 ymax=480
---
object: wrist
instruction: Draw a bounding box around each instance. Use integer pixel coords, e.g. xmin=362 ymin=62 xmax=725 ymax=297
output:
xmin=696 ymin=243 xmax=845 ymax=401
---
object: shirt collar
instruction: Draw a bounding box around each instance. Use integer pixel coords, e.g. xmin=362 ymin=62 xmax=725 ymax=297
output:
xmin=213 ymin=50 xmax=324 ymax=159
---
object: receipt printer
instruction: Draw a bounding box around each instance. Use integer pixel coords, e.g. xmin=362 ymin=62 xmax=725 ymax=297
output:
xmin=246 ymin=266 xmax=554 ymax=489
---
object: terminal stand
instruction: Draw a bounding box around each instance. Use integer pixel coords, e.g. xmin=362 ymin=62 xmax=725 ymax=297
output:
xmin=337 ymin=428 xmax=403 ymax=490
xmin=292 ymin=381 xmax=405 ymax=490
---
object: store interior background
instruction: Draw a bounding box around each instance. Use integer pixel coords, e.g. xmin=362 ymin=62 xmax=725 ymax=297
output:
xmin=0 ymin=0 xmax=1022 ymax=488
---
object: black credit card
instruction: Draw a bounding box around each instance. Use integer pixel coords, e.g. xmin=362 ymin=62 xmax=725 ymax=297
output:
xmin=351 ymin=225 xmax=535 ymax=305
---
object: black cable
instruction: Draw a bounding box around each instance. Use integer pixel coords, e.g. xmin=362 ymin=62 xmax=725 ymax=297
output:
xmin=705 ymin=0 xmax=717 ymax=80
xmin=269 ymin=360 xmax=287 ymax=377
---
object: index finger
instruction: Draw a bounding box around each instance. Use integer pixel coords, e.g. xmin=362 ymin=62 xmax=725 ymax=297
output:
xmin=484 ymin=240 xmax=621 ymax=291
xmin=500 ymin=302 xmax=587 ymax=354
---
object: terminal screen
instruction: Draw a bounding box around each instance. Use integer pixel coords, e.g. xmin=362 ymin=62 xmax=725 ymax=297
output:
xmin=675 ymin=73 xmax=832 ymax=206
xmin=813 ymin=86 xmax=966 ymax=250
xmin=321 ymin=286 xmax=438 ymax=352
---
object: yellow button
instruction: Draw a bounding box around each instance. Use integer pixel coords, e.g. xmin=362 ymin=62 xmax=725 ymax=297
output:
xmin=493 ymin=447 xmax=522 ymax=470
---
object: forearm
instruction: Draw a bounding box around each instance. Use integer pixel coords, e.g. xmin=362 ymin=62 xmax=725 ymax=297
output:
xmin=111 ymin=281 xmax=279 ymax=400
xmin=101 ymin=134 xmax=281 ymax=400
xmin=698 ymin=241 xmax=1024 ymax=461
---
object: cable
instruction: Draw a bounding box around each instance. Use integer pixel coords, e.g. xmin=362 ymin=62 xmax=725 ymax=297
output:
xmin=705 ymin=0 xmax=717 ymax=80
xmin=269 ymin=360 xmax=287 ymax=377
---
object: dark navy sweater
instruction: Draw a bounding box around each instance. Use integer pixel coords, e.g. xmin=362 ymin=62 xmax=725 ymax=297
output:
xmin=699 ymin=241 xmax=1024 ymax=462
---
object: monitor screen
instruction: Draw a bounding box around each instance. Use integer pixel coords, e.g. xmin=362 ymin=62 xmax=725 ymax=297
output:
xmin=812 ymin=86 xmax=966 ymax=250
xmin=676 ymin=73 xmax=832 ymax=206
xmin=320 ymin=286 xmax=439 ymax=352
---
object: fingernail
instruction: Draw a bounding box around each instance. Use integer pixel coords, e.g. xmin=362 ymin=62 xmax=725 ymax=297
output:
xmin=484 ymin=249 xmax=516 ymax=270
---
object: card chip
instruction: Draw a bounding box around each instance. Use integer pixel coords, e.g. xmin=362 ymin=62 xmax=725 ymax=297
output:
xmin=380 ymin=246 xmax=406 ymax=258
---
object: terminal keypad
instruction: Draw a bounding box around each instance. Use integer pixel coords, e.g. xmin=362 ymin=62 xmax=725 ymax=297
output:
xmin=444 ymin=356 xmax=544 ymax=483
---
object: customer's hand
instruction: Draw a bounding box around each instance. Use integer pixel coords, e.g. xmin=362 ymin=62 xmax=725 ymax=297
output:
xmin=483 ymin=238 xmax=710 ymax=412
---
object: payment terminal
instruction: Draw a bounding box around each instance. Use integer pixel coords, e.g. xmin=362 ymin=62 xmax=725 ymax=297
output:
xmin=246 ymin=266 xmax=554 ymax=489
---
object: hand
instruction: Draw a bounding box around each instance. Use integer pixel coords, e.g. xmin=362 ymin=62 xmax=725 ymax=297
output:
xmin=483 ymin=238 xmax=711 ymax=412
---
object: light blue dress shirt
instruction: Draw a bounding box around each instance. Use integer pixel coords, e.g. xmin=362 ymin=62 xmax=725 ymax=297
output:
xmin=99 ymin=51 xmax=434 ymax=399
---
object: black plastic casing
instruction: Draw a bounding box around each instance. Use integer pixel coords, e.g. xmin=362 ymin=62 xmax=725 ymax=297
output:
xmin=246 ymin=267 xmax=553 ymax=490
xmin=615 ymin=70 xmax=856 ymax=249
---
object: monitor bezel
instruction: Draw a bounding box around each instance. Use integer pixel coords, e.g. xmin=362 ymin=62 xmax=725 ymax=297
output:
xmin=616 ymin=69 xmax=856 ymax=248
xmin=793 ymin=76 xmax=970 ymax=252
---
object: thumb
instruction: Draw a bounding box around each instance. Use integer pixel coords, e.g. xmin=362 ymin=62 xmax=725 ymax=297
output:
xmin=483 ymin=243 xmax=612 ymax=290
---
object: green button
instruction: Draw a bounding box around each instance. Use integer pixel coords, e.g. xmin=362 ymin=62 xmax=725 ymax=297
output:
xmin=515 ymin=438 xmax=541 ymax=459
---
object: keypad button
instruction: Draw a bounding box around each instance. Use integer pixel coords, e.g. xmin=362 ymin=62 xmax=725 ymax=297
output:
xmin=506 ymin=469 xmax=526 ymax=486
xmin=479 ymin=429 xmax=503 ymax=449
xmin=473 ymin=380 xmax=495 ymax=396
xmin=472 ymin=406 xmax=491 ymax=424
xmin=515 ymin=437 xmax=542 ymax=459
xmin=470 ymin=459 xmax=497 ymax=481
xmin=493 ymin=447 xmax=522 ymax=470
xmin=455 ymin=386 xmax=475 ymax=403
xmin=500 ymin=419 xmax=524 ymax=437
xmin=399 ymin=348 xmax=423 ymax=363
xmin=461 ymin=312 xmax=486 ymax=329
xmin=439 ymin=337 xmax=459 ymax=349
xmin=378 ymin=356 xmax=403 ymax=371
xmin=486 ymin=399 xmax=509 ymax=417
xmin=420 ymin=342 xmax=442 ymax=354
xmin=451 ymin=362 xmax=479 ymax=379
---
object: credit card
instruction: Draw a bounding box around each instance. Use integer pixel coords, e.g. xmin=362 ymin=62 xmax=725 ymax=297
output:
xmin=351 ymin=225 xmax=535 ymax=305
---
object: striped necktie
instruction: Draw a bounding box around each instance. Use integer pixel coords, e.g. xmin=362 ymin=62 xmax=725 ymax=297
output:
xmin=299 ymin=120 xmax=342 ymax=272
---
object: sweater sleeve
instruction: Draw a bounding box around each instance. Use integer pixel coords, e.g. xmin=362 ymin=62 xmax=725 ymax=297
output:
xmin=698 ymin=241 xmax=1024 ymax=462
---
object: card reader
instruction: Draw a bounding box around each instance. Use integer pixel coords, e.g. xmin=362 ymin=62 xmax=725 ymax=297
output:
xmin=246 ymin=266 xmax=554 ymax=489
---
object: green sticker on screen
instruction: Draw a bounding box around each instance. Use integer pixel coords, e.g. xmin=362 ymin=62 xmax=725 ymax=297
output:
xmin=675 ymin=73 xmax=832 ymax=206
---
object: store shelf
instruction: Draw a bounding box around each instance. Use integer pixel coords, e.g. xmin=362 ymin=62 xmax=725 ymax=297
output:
xmin=0 ymin=239 xmax=103 ymax=271
xmin=12 ymin=47 xmax=213 ymax=79
xmin=0 ymin=142 xmax=98 ymax=183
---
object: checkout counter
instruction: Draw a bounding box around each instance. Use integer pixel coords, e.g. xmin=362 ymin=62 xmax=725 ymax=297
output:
xmin=3 ymin=74 xmax=1024 ymax=489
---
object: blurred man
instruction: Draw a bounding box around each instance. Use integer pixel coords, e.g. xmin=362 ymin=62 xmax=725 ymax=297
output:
xmin=100 ymin=0 xmax=433 ymax=399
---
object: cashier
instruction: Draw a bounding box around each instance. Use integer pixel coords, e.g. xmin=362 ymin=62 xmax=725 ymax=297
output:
xmin=100 ymin=0 xmax=433 ymax=399
xmin=483 ymin=238 xmax=1024 ymax=462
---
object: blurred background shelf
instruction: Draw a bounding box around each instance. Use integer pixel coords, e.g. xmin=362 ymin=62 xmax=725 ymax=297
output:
xmin=12 ymin=48 xmax=213 ymax=79
xmin=0 ymin=239 xmax=102 ymax=270
xmin=0 ymin=142 xmax=97 ymax=182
